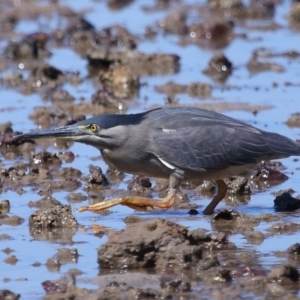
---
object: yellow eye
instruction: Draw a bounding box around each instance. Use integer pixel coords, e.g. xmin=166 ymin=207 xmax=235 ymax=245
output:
xmin=90 ymin=124 xmax=99 ymax=133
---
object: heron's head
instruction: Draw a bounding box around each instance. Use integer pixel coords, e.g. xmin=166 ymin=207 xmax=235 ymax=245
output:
xmin=16 ymin=114 xmax=139 ymax=150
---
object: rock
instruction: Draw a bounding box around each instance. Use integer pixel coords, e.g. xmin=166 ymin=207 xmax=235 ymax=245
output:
xmin=0 ymin=199 xmax=10 ymax=213
xmin=0 ymin=215 xmax=24 ymax=226
xmin=225 ymin=176 xmax=251 ymax=195
xmin=67 ymin=193 xmax=87 ymax=204
xmin=247 ymin=52 xmax=284 ymax=74
xmin=203 ymin=54 xmax=233 ymax=82
xmin=98 ymin=218 xmax=204 ymax=269
xmin=186 ymin=82 xmax=211 ymax=99
xmin=4 ymin=255 xmax=18 ymax=265
xmin=86 ymin=165 xmax=109 ymax=188
xmin=51 ymin=89 xmax=75 ymax=103
xmin=267 ymin=222 xmax=300 ymax=234
xmin=287 ymin=243 xmax=300 ymax=255
xmin=274 ymin=192 xmax=300 ymax=212
xmin=3 ymin=32 xmax=49 ymax=59
xmin=0 ymin=290 xmax=20 ymax=300
xmin=92 ymin=88 xmax=124 ymax=110
xmin=29 ymin=205 xmax=78 ymax=228
xmin=158 ymin=10 xmax=187 ymax=35
xmin=28 ymin=195 xmax=62 ymax=209
xmin=99 ymin=63 xmax=139 ymax=99
xmin=289 ymin=3 xmax=300 ymax=28
xmin=267 ymin=264 xmax=299 ymax=283
xmin=196 ymin=256 xmax=220 ymax=270
xmin=30 ymin=150 xmax=62 ymax=167
xmin=127 ymin=175 xmax=152 ymax=195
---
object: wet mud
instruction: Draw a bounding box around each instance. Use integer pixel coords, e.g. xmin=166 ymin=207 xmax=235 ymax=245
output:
xmin=0 ymin=0 xmax=300 ymax=299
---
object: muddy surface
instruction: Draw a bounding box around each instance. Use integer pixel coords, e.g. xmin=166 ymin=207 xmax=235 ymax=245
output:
xmin=1 ymin=0 xmax=300 ymax=299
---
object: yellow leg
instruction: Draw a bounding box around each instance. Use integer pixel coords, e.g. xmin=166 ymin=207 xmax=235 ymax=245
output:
xmin=202 ymin=179 xmax=227 ymax=215
xmin=77 ymin=189 xmax=177 ymax=213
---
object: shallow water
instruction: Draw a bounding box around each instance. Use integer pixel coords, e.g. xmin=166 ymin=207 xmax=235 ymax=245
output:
xmin=1 ymin=0 xmax=300 ymax=298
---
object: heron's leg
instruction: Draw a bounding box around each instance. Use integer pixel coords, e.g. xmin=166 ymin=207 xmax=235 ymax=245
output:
xmin=202 ymin=179 xmax=227 ymax=215
xmin=78 ymin=173 xmax=181 ymax=213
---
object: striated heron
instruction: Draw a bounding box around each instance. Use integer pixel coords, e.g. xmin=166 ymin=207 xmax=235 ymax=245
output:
xmin=17 ymin=107 xmax=300 ymax=215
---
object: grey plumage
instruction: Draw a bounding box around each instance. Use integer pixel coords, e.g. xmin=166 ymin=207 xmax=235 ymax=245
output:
xmin=16 ymin=107 xmax=300 ymax=214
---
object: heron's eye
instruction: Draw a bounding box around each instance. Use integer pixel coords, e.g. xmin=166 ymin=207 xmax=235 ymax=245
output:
xmin=90 ymin=124 xmax=99 ymax=133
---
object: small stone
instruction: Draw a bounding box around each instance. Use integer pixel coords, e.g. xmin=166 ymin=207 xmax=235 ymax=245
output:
xmin=4 ymin=255 xmax=18 ymax=265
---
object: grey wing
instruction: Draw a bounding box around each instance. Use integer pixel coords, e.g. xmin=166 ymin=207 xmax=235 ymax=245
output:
xmin=151 ymin=124 xmax=294 ymax=173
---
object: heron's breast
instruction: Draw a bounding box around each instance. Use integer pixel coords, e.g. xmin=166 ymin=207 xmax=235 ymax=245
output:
xmin=101 ymin=149 xmax=172 ymax=178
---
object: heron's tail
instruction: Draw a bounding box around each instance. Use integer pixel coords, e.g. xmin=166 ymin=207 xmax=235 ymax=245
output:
xmin=263 ymin=132 xmax=300 ymax=158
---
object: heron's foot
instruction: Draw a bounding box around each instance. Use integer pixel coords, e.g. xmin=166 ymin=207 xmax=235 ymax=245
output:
xmin=202 ymin=179 xmax=227 ymax=215
xmin=77 ymin=189 xmax=176 ymax=213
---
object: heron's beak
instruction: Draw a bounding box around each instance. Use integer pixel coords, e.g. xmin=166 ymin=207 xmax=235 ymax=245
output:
xmin=16 ymin=124 xmax=87 ymax=141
